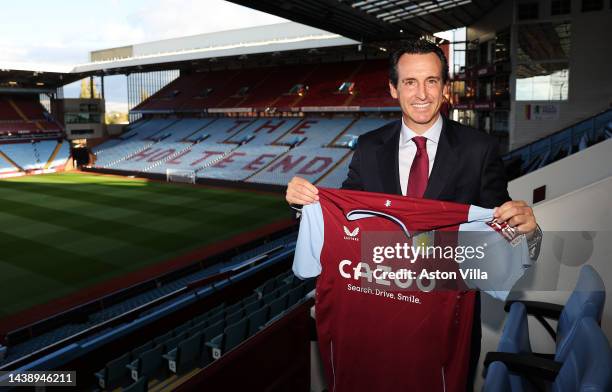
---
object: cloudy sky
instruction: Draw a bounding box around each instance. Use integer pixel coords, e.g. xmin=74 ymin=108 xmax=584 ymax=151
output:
xmin=0 ymin=0 xmax=288 ymax=111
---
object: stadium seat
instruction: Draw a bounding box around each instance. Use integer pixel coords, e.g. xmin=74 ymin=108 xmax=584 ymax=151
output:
xmin=162 ymin=332 xmax=187 ymax=352
xmin=95 ymin=352 xmax=131 ymax=389
xmin=122 ymin=376 xmax=148 ymax=392
xmin=268 ymin=293 xmax=289 ymax=320
xmin=244 ymin=298 xmax=261 ymax=315
xmin=241 ymin=293 xmax=259 ymax=306
xmin=484 ymin=318 xmax=612 ymax=391
xmin=127 ymin=344 xmax=165 ymax=382
xmin=224 ymin=302 xmax=242 ymax=316
xmin=131 ymin=341 xmax=155 ymax=358
xmin=225 ymin=308 xmax=244 ymax=325
xmin=163 ymin=332 xmax=203 ymax=374
xmin=287 ymin=286 xmax=304 ymax=307
xmin=483 ymin=361 xmax=512 ymax=392
xmin=490 ymin=302 xmax=533 ymax=391
xmin=255 ymin=278 xmax=276 ymax=298
xmin=153 ymin=331 xmax=173 ymax=346
xmin=206 ymin=317 xmax=249 ymax=360
xmin=261 ymin=290 xmax=278 ymax=306
xmin=502 ymin=265 xmax=605 ymax=361
xmin=203 ymin=320 xmax=225 ymax=341
xmin=206 ymin=310 xmax=225 ymax=327
xmin=173 ymin=321 xmax=192 ymax=336
xmin=248 ymin=305 xmax=271 ymax=337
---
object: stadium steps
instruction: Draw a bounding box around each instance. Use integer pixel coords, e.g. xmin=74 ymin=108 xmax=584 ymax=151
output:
xmin=0 ymin=150 xmax=23 ymax=171
xmin=142 ymin=142 xmax=194 ymax=172
xmin=43 ymin=141 xmax=64 ymax=169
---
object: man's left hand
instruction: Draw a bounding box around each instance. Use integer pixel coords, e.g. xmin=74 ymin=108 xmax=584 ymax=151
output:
xmin=494 ymin=200 xmax=538 ymax=238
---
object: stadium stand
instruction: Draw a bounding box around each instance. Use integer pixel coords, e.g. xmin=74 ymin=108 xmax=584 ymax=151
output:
xmin=132 ymin=60 xmax=395 ymax=113
xmin=0 ymin=233 xmax=300 ymax=368
xmin=0 ymin=95 xmax=61 ymax=137
xmin=247 ymin=146 xmax=350 ymax=186
xmin=198 ymin=145 xmax=290 ymax=181
xmin=89 ymin=268 xmax=313 ymax=390
xmin=315 ymin=151 xmax=354 ymax=188
xmin=0 ymin=140 xmax=68 ymax=171
xmin=503 ymin=109 xmax=612 ymax=180
xmin=91 ymin=114 xmax=402 ymax=187
xmin=0 ymin=154 xmax=15 ymax=173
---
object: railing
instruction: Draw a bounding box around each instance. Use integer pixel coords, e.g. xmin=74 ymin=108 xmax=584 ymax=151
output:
xmin=503 ymin=109 xmax=612 ymax=180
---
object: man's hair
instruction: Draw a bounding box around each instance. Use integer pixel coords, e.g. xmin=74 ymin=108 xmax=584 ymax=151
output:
xmin=389 ymin=39 xmax=450 ymax=86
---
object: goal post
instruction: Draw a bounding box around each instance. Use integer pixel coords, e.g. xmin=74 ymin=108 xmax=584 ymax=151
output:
xmin=166 ymin=168 xmax=196 ymax=184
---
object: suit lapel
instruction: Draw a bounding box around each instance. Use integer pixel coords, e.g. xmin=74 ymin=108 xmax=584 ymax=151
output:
xmin=376 ymin=121 xmax=402 ymax=195
xmin=424 ymin=117 xmax=458 ymax=200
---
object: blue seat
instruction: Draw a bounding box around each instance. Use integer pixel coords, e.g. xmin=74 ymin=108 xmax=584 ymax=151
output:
xmin=122 ymin=375 xmax=148 ymax=392
xmin=552 ymin=317 xmax=612 ymax=391
xmin=269 ymin=293 xmax=289 ymax=319
xmin=498 ymin=303 xmax=531 ymax=354
xmin=206 ymin=317 xmax=248 ymax=360
xmin=127 ymin=345 xmax=164 ymax=382
xmin=503 ymin=265 xmax=605 ymax=361
xmin=225 ymin=308 xmax=244 ymax=325
xmin=483 ymin=362 xmax=511 ymax=392
xmin=163 ymin=332 xmax=202 ymax=374
xmin=484 ymin=318 xmax=612 ymax=392
xmin=94 ymin=352 xmax=131 ymax=389
xmin=247 ymin=305 xmax=269 ymax=336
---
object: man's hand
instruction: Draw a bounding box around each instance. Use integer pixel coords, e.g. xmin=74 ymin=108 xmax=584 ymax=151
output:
xmin=494 ymin=200 xmax=537 ymax=237
xmin=286 ymin=176 xmax=319 ymax=206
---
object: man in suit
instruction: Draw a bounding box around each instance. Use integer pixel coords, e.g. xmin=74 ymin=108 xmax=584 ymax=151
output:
xmin=286 ymin=39 xmax=540 ymax=390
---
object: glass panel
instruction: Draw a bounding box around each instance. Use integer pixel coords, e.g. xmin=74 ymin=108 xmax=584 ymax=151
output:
xmin=518 ymin=2 xmax=539 ymax=20
xmin=551 ymin=0 xmax=571 ymax=15
xmin=495 ymin=29 xmax=511 ymax=63
xmin=517 ymin=22 xmax=571 ymax=63
xmin=516 ymin=65 xmax=569 ymax=100
xmin=582 ymin=0 xmax=603 ymax=12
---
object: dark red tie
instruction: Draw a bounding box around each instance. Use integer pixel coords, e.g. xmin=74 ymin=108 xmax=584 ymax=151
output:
xmin=406 ymin=136 xmax=429 ymax=198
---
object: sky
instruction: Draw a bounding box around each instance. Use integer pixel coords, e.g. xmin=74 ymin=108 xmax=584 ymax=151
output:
xmin=0 ymin=0 xmax=288 ymax=112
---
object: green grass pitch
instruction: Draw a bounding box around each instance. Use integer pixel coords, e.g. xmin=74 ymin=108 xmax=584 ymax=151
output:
xmin=0 ymin=172 xmax=290 ymax=320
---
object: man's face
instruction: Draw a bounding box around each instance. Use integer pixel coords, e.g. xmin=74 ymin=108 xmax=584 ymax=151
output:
xmin=389 ymin=52 xmax=449 ymax=133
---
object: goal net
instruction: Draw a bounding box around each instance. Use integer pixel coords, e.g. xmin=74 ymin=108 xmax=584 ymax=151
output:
xmin=166 ymin=168 xmax=196 ymax=184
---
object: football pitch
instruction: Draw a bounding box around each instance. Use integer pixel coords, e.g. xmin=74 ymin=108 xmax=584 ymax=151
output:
xmin=0 ymin=172 xmax=290 ymax=321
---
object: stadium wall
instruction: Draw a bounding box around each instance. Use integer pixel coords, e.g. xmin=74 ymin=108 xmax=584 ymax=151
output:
xmin=467 ymin=0 xmax=612 ymax=149
xmin=508 ymin=138 xmax=612 ymax=203
xmin=80 ymin=166 xmax=287 ymax=193
xmin=511 ymin=6 xmax=612 ymax=149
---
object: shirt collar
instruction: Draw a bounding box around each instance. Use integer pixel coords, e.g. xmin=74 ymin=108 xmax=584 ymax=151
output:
xmin=399 ymin=114 xmax=443 ymax=146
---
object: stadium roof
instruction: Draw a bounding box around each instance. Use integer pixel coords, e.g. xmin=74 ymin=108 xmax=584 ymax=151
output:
xmin=73 ymin=22 xmax=359 ymax=74
xmin=227 ymin=0 xmax=502 ymax=42
xmin=0 ymin=63 xmax=88 ymax=92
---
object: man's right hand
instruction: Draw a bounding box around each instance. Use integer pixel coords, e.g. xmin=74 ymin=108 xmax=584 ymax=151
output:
xmin=286 ymin=176 xmax=319 ymax=206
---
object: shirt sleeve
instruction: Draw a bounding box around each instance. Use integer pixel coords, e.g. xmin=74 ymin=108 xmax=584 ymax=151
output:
xmin=292 ymin=202 xmax=324 ymax=279
xmin=459 ymin=206 xmax=529 ymax=301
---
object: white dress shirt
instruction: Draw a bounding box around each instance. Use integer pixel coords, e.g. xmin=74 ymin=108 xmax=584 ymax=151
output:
xmin=398 ymin=114 xmax=443 ymax=196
